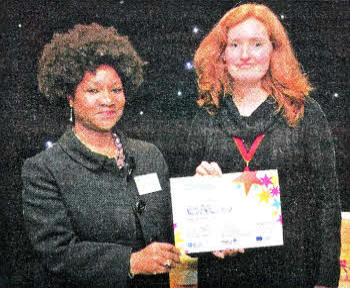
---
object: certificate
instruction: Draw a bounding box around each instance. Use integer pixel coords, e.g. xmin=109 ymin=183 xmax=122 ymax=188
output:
xmin=170 ymin=170 xmax=283 ymax=254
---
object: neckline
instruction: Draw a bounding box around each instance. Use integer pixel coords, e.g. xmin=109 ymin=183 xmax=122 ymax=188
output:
xmin=231 ymin=93 xmax=270 ymax=118
xmin=217 ymin=94 xmax=280 ymax=140
xmin=58 ymin=126 xmax=128 ymax=171
xmin=225 ymin=94 xmax=276 ymax=118
xmin=73 ymin=130 xmax=116 ymax=159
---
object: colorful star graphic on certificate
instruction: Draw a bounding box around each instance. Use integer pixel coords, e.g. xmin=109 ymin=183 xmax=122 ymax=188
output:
xmin=272 ymin=198 xmax=281 ymax=209
xmin=271 ymin=186 xmax=280 ymax=197
xmin=278 ymin=215 xmax=283 ymax=224
xmin=260 ymin=174 xmax=272 ymax=187
xmin=232 ymin=171 xmax=262 ymax=196
xmin=271 ymin=175 xmax=278 ymax=187
xmin=174 ymin=230 xmax=185 ymax=251
xmin=257 ymin=189 xmax=271 ymax=204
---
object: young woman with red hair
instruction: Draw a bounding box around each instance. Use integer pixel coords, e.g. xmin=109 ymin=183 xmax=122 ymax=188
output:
xmin=186 ymin=3 xmax=341 ymax=288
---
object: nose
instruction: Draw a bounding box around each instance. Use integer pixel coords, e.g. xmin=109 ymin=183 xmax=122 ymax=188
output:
xmin=240 ymin=44 xmax=250 ymax=61
xmin=100 ymin=90 xmax=113 ymax=105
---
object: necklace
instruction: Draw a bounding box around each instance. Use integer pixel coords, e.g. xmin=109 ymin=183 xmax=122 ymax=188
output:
xmin=112 ymin=133 xmax=125 ymax=169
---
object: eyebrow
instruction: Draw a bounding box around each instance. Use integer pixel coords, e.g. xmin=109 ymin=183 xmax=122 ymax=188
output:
xmin=228 ymin=36 xmax=268 ymax=42
xmin=85 ymin=81 xmax=123 ymax=87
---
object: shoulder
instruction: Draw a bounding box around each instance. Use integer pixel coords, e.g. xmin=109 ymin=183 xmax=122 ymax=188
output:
xmin=22 ymin=142 xmax=62 ymax=168
xmin=303 ymin=95 xmax=327 ymax=120
xmin=190 ymin=106 xmax=218 ymax=129
xmin=301 ymin=95 xmax=333 ymax=137
xmin=22 ymin=129 xmax=74 ymax=178
xmin=21 ymin=143 xmax=63 ymax=182
xmin=125 ymin=137 xmax=166 ymax=167
xmin=125 ymin=137 xmax=168 ymax=176
xmin=126 ymin=137 xmax=163 ymax=156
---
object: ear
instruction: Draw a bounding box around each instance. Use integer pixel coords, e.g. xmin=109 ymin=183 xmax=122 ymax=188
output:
xmin=67 ymin=95 xmax=74 ymax=107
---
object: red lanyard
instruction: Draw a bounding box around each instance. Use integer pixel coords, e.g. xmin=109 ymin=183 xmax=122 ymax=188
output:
xmin=233 ymin=134 xmax=265 ymax=171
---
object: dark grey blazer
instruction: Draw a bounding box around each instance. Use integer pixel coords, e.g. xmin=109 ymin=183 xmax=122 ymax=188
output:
xmin=22 ymin=127 xmax=172 ymax=288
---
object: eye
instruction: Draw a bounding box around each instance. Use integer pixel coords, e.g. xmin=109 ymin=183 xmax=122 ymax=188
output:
xmin=252 ymin=41 xmax=263 ymax=47
xmin=112 ymin=87 xmax=123 ymax=93
xmin=87 ymin=88 xmax=98 ymax=93
xmin=230 ymin=42 xmax=239 ymax=48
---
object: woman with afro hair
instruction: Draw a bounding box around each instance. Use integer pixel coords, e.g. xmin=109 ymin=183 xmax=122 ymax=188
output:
xmin=185 ymin=3 xmax=341 ymax=288
xmin=22 ymin=23 xmax=180 ymax=288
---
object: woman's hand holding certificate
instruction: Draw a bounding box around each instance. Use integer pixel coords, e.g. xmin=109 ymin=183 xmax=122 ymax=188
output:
xmin=212 ymin=248 xmax=245 ymax=259
xmin=195 ymin=161 xmax=223 ymax=176
xmin=130 ymin=242 xmax=181 ymax=275
xmin=195 ymin=161 xmax=245 ymax=259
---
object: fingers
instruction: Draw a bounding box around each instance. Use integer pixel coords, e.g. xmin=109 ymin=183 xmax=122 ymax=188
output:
xmin=131 ymin=242 xmax=181 ymax=275
xmin=153 ymin=243 xmax=181 ymax=273
xmin=212 ymin=250 xmax=225 ymax=258
xmin=157 ymin=242 xmax=181 ymax=254
xmin=160 ymin=250 xmax=181 ymax=266
xmin=195 ymin=161 xmax=222 ymax=176
xmin=212 ymin=248 xmax=245 ymax=259
xmin=223 ymin=248 xmax=245 ymax=256
xmin=157 ymin=243 xmax=181 ymax=268
xmin=210 ymin=162 xmax=223 ymax=175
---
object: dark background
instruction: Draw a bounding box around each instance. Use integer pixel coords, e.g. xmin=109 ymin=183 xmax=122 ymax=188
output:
xmin=1 ymin=0 xmax=349 ymax=286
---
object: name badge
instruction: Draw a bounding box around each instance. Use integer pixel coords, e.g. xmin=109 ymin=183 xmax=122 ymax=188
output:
xmin=134 ymin=173 xmax=162 ymax=195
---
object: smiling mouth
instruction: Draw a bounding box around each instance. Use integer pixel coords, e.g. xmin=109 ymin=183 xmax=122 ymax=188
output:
xmin=238 ymin=64 xmax=255 ymax=69
xmin=98 ymin=111 xmax=116 ymax=117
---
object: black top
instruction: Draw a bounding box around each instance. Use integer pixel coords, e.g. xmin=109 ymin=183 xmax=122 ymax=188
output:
xmin=22 ymin=127 xmax=172 ymax=288
xmin=185 ymin=95 xmax=341 ymax=288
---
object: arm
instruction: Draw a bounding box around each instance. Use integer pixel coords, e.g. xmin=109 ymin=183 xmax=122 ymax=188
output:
xmin=129 ymin=142 xmax=181 ymax=273
xmin=305 ymin=99 xmax=341 ymax=287
xmin=22 ymin=157 xmax=133 ymax=288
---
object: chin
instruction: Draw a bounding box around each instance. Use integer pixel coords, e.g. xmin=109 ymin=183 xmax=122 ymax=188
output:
xmin=234 ymin=78 xmax=264 ymax=86
xmin=229 ymin=68 xmax=268 ymax=83
xmin=98 ymin=118 xmax=121 ymax=131
xmin=93 ymin=122 xmax=117 ymax=132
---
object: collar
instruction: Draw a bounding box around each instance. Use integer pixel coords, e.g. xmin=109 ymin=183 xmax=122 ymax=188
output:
xmin=217 ymin=94 xmax=281 ymax=140
xmin=57 ymin=125 xmax=129 ymax=171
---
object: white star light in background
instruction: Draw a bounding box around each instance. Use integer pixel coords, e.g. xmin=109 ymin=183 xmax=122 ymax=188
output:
xmin=139 ymin=111 xmax=144 ymax=115
xmin=333 ymin=93 xmax=339 ymax=98
xmin=185 ymin=61 xmax=193 ymax=70
xmin=192 ymin=26 xmax=199 ymax=34
xmin=280 ymin=14 xmax=285 ymax=20
xmin=177 ymin=90 xmax=182 ymax=96
xmin=18 ymin=24 xmax=22 ymax=28
xmin=45 ymin=141 xmax=54 ymax=149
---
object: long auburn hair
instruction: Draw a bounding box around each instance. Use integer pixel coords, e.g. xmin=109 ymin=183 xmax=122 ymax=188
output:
xmin=193 ymin=3 xmax=312 ymax=127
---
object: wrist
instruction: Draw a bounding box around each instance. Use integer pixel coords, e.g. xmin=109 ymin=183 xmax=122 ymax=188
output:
xmin=129 ymin=252 xmax=137 ymax=276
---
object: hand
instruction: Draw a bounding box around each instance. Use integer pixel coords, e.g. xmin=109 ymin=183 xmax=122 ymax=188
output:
xmin=212 ymin=248 xmax=245 ymax=259
xmin=195 ymin=161 xmax=222 ymax=176
xmin=130 ymin=242 xmax=181 ymax=275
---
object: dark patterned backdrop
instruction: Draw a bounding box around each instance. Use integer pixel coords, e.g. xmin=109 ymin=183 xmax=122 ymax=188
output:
xmin=1 ymin=1 xmax=349 ymax=286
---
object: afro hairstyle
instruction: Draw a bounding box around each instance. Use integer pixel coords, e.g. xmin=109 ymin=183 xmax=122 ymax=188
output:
xmin=38 ymin=23 xmax=147 ymax=104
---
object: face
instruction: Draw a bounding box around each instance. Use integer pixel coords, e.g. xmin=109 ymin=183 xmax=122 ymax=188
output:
xmin=224 ymin=18 xmax=273 ymax=85
xmin=69 ymin=64 xmax=125 ymax=132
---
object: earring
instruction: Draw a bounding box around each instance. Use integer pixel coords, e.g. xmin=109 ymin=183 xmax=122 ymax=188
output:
xmin=69 ymin=106 xmax=73 ymax=123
